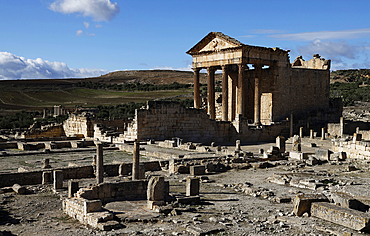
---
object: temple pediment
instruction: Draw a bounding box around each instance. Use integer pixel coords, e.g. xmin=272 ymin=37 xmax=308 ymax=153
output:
xmin=187 ymin=32 xmax=244 ymax=55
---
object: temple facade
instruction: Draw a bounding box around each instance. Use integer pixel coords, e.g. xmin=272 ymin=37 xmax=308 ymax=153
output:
xmin=187 ymin=32 xmax=331 ymax=125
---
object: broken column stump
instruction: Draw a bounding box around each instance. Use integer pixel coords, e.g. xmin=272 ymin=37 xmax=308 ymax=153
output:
xmin=293 ymin=193 xmax=328 ymax=216
xmin=147 ymin=176 xmax=165 ymax=210
xmin=43 ymin=158 xmax=51 ymax=168
xmin=311 ymin=202 xmax=370 ymax=232
xmin=186 ymin=177 xmax=200 ymax=197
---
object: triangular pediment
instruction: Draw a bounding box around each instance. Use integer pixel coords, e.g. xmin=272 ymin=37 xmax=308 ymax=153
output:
xmin=187 ymin=32 xmax=244 ymax=55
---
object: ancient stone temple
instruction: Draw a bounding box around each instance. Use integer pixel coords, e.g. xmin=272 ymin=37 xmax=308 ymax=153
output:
xmin=187 ymin=32 xmax=331 ymax=125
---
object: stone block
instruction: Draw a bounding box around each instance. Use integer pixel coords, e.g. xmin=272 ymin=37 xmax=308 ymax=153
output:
xmin=293 ymin=193 xmax=328 ymax=216
xmin=190 ymin=165 xmax=206 ymax=176
xmin=331 ymin=192 xmax=368 ymax=211
xmin=53 ymin=170 xmax=63 ymax=190
xmin=147 ymin=176 xmax=165 ymax=201
xmin=289 ymin=151 xmax=309 ymax=160
xmin=12 ymin=184 xmax=26 ymax=194
xmin=42 ymin=171 xmax=52 ymax=184
xmin=186 ymin=177 xmax=200 ymax=196
xmin=84 ymin=200 xmax=102 ymax=215
xmin=68 ymin=180 xmax=79 ymax=198
xmin=311 ymin=202 xmax=370 ymax=232
xmin=315 ymin=148 xmax=331 ymax=161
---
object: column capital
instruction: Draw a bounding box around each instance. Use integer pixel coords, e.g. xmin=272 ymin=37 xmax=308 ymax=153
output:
xmin=221 ymin=65 xmax=229 ymax=71
xmin=192 ymin=67 xmax=200 ymax=73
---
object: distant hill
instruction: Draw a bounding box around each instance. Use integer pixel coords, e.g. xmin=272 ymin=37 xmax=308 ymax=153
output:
xmin=330 ymin=69 xmax=370 ymax=83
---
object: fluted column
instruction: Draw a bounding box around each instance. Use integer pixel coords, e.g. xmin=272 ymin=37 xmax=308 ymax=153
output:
xmin=221 ymin=65 xmax=228 ymax=121
xmin=237 ymin=64 xmax=245 ymax=116
xmin=207 ymin=67 xmax=216 ymax=120
xmin=193 ymin=68 xmax=200 ymax=108
xmin=254 ymin=64 xmax=262 ymax=125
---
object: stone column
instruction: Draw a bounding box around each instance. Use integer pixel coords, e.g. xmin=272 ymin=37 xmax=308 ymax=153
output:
xmin=299 ymin=127 xmax=303 ymax=138
xmin=193 ymin=68 xmax=201 ymax=109
xmin=96 ymin=142 xmax=104 ymax=184
xmin=221 ymin=65 xmax=229 ymax=121
xmin=321 ymin=128 xmax=325 ymax=140
xmin=237 ymin=64 xmax=245 ymax=116
xmin=235 ymin=140 xmax=241 ymax=151
xmin=340 ymin=117 xmax=344 ymax=137
xmin=290 ymin=113 xmax=293 ymax=137
xmin=53 ymin=170 xmax=63 ymax=190
xmin=310 ymin=129 xmax=314 ymax=139
xmin=254 ymin=64 xmax=262 ymax=125
xmin=207 ymin=67 xmax=216 ymax=120
xmin=132 ymin=141 xmax=140 ymax=180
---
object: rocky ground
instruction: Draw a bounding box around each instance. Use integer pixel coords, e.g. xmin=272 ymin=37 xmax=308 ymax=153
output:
xmin=1 ymin=138 xmax=370 ymax=235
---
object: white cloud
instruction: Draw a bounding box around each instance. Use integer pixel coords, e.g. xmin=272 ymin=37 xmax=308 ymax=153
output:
xmin=95 ymin=24 xmax=102 ymax=28
xmin=50 ymin=0 xmax=120 ymax=22
xmin=0 ymin=52 xmax=108 ymax=79
xmin=83 ymin=21 xmax=89 ymax=29
xmin=298 ymin=40 xmax=357 ymax=60
xmin=76 ymin=29 xmax=83 ymax=36
xmin=269 ymin=28 xmax=370 ymax=41
xmin=153 ymin=65 xmax=192 ymax=71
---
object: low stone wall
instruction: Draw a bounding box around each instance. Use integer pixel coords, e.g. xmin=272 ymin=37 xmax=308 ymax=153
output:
xmin=0 ymin=161 xmax=161 ymax=188
xmin=332 ymin=140 xmax=370 ymax=159
xmin=77 ymin=180 xmax=148 ymax=201
xmin=121 ymin=101 xmax=288 ymax=144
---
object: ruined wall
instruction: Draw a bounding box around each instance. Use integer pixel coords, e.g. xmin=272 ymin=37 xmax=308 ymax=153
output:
xmin=64 ymin=113 xmax=95 ymax=138
xmin=122 ymin=101 xmax=288 ymax=144
xmin=64 ymin=113 xmax=129 ymax=138
xmin=20 ymin=124 xmax=65 ymax=139
xmin=273 ymin=67 xmax=329 ymax=122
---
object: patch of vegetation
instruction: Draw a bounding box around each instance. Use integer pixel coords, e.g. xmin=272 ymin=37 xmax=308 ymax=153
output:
xmin=330 ymin=81 xmax=370 ymax=106
xmin=74 ymin=81 xmax=192 ymax=92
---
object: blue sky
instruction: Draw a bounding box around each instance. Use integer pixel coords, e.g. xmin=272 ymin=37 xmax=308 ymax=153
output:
xmin=1 ymin=0 xmax=370 ymax=79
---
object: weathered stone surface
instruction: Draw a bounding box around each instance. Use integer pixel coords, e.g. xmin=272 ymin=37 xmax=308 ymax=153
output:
xmin=12 ymin=184 xmax=26 ymax=194
xmin=147 ymin=176 xmax=165 ymax=201
xmin=293 ymin=193 xmax=328 ymax=216
xmin=331 ymin=192 xmax=368 ymax=211
xmin=311 ymin=202 xmax=370 ymax=231
xmin=292 ymin=135 xmax=301 ymax=151
xmin=315 ymin=148 xmax=331 ymax=161
xmin=84 ymin=200 xmax=102 ymax=215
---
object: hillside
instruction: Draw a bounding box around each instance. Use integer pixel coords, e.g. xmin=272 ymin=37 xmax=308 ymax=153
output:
xmin=0 ymin=68 xmax=369 ymax=115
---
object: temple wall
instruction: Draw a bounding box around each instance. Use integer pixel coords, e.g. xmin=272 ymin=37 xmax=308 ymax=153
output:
xmin=122 ymin=101 xmax=288 ymax=144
